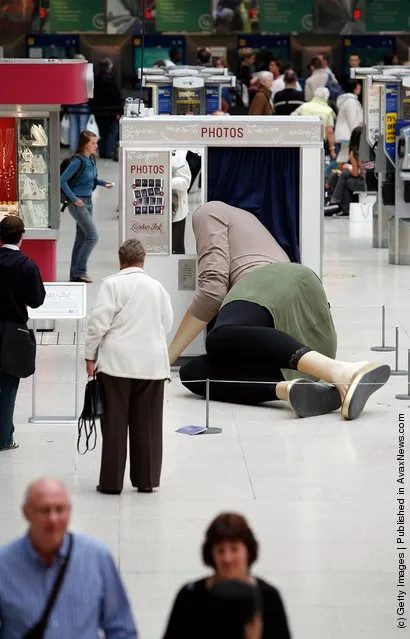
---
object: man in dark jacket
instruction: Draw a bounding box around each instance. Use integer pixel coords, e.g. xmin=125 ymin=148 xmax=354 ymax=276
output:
xmin=92 ymin=58 xmax=122 ymax=159
xmin=0 ymin=216 xmax=45 ymax=451
xmin=273 ymin=69 xmax=305 ymax=116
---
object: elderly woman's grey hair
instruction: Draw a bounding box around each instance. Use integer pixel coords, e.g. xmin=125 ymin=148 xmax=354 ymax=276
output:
xmin=119 ymin=239 xmax=146 ymax=266
xmin=258 ymin=71 xmax=274 ymax=84
xmin=314 ymin=87 xmax=330 ymax=102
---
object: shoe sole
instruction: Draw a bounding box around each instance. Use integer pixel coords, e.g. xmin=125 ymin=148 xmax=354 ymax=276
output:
xmin=287 ymin=379 xmax=341 ymax=418
xmin=342 ymin=364 xmax=391 ymax=420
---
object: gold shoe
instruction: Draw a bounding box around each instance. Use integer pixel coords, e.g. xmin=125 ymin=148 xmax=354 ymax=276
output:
xmin=341 ymin=363 xmax=391 ymax=420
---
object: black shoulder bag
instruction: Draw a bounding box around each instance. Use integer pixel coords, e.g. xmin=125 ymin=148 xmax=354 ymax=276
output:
xmin=77 ymin=375 xmax=105 ymax=454
xmin=0 ymin=321 xmax=37 ymax=379
xmin=24 ymin=533 xmax=74 ymax=639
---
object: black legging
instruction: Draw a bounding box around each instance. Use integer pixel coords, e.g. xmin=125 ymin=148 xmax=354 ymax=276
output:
xmin=179 ymin=301 xmax=310 ymax=405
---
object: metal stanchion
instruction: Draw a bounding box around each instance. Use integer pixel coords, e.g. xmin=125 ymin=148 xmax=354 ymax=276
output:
xmin=390 ymin=327 xmax=408 ymax=376
xmin=395 ymin=350 xmax=410 ymax=400
xmin=201 ymin=378 xmax=222 ymax=435
xmin=371 ymin=305 xmax=395 ymax=352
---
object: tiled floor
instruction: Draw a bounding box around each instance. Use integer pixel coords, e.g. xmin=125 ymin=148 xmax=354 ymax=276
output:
xmin=1 ymin=159 xmax=409 ymax=638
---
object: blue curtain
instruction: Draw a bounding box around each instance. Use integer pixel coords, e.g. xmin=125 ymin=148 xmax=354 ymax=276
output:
xmin=207 ymin=147 xmax=300 ymax=262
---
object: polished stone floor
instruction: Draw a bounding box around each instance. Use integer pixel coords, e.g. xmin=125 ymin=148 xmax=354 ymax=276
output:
xmin=1 ymin=159 xmax=409 ymax=638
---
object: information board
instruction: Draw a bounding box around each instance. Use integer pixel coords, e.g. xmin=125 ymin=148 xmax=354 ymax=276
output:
xmin=133 ymin=35 xmax=186 ymax=73
xmin=237 ymin=35 xmax=291 ymax=65
xmin=28 ymin=283 xmax=87 ymax=320
xmin=367 ymin=0 xmax=410 ymax=33
xmin=156 ymin=0 xmax=211 ymax=32
xmin=49 ymin=0 xmax=105 ymax=33
xmin=343 ymin=36 xmax=395 ymax=72
xmin=26 ymin=34 xmax=80 ymax=59
xmin=258 ymin=0 xmax=313 ymax=33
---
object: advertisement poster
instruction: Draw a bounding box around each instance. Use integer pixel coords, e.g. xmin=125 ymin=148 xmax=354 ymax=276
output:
xmin=259 ymin=0 xmax=313 ymax=32
xmin=206 ymin=85 xmax=220 ymax=115
xmin=0 ymin=0 xmax=48 ymax=35
xmin=212 ymin=0 xmax=256 ymax=33
xmin=156 ymin=0 xmax=211 ymax=32
xmin=0 ymin=118 xmax=17 ymax=210
xmin=384 ymin=84 xmax=398 ymax=166
xmin=125 ymin=150 xmax=170 ymax=254
xmin=367 ymin=0 xmax=408 ymax=33
xmin=158 ymin=85 xmax=172 ymax=116
xmin=107 ymin=0 xmax=152 ymax=34
xmin=49 ymin=0 xmax=105 ymax=32
xmin=366 ymin=83 xmax=381 ymax=147
xmin=314 ymin=0 xmax=365 ymax=34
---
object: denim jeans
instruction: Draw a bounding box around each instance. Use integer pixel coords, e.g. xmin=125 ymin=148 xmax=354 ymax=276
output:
xmin=0 ymin=371 xmax=20 ymax=448
xmin=68 ymin=197 xmax=98 ymax=279
xmin=68 ymin=106 xmax=90 ymax=155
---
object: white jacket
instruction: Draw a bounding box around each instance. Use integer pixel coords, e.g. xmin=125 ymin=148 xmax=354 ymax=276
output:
xmin=172 ymin=150 xmax=191 ymax=223
xmin=85 ymin=267 xmax=173 ymax=380
xmin=335 ymin=93 xmax=363 ymax=143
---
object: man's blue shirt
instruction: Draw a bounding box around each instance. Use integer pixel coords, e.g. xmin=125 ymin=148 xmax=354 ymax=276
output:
xmin=0 ymin=533 xmax=137 ymax=638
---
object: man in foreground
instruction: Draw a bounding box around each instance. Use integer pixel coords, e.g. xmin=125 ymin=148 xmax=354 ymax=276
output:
xmin=0 ymin=477 xmax=138 ymax=637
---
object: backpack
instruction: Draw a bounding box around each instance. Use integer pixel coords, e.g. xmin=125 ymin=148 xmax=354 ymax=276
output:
xmin=325 ymin=76 xmax=344 ymax=105
xmin=60 ymin=155 xmax=86 ymax=212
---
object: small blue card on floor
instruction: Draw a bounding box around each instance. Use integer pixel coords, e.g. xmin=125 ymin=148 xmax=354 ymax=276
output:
xmin=176 ymin=425 xmax=207 ymax=436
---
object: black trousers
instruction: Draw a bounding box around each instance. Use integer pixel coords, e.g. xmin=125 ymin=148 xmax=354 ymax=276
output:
xmin=180 ymin=301 xmax=309 ymax=405
xmin=172 ymin=218 xmax=186 ymax=254
xmin=186 ymin=151 xmax=201 ymax=192
xmin=98 ymin=373 xmax=164 ymax=492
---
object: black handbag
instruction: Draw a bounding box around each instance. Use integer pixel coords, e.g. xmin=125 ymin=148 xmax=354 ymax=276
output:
xmin=24 ymin=534 xmax=74 ymax=638
xmin=0 ymin=321 xmax=36 ymax=378
xmin=77 ymin=375 xmax=105 ymax=454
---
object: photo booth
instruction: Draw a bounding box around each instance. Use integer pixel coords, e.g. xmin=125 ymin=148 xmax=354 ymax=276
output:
xmin=119 ymin=114 xmax=324 ymax=357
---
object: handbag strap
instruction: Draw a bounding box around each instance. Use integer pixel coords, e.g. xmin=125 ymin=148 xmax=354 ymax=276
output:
xmin=37 ymin=533 xmax=74 ymax=631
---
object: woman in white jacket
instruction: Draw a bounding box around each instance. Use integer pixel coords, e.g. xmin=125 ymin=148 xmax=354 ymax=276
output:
xmin=335 ymin=80 xmax=363 ymax=163
xmin=85 ymin=239 xmax=173 ymax=495
xmin=172 ymin=150 xmax=192 ymax=254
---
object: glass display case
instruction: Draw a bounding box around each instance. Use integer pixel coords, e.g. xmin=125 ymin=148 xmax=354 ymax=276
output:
xmin=18 ymin=118 xmax=50 ymax=229
xmin=0 ymin=109 xmax=60 ymax=236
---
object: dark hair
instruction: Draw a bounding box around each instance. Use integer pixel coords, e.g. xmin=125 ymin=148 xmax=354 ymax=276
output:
xmin=207 ymin=580 xmax=262 ymax=639
xmin=99 ymin=57 xmax=113 ymax=72
xmin=349 ymin=52 xmax=360 ymax=62
xmin=279 ymin=59 xmax=294 ymax=75
xmin=75 ymin=130 xmax=98 ymax=155
xmin=311 ymin=56 xmax=323 ymax=70
xmin=0 ymin=215 xmax=25 ymax=244
xmin=202 ymin=513 xmax=258 ymax=569
xmin=349 ymin=125 xmax=363 ymax=156
xmin=197 ymin=47 xmax=211 ymax=65
xmin=284 ymin=68 xmax=297 ymax=85
xmin=383 ymin=53 xmax=396 ymax=66
xmin=169 ymin=47 xmax=180 ymax=62
xmin=320 ymin=53 xmax=330 ymax=63
xmin=344 ymin=79 xmax=361 ymax=94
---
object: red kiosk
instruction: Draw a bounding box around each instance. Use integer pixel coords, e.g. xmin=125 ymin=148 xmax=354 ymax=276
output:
xmin=0 ymin=59 xmax=92 ymax=280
